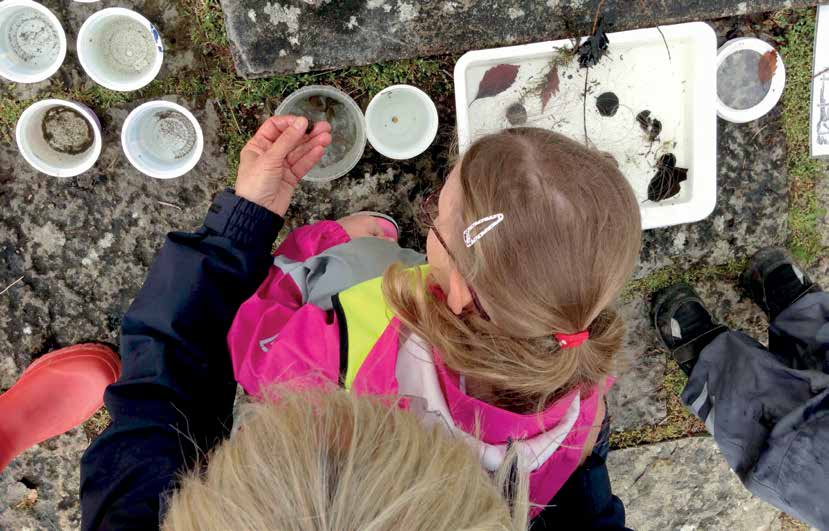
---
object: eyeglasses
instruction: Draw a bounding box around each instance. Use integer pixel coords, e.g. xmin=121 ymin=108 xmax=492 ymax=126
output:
xmin=419 ymin=191 xmax=491 ymax=321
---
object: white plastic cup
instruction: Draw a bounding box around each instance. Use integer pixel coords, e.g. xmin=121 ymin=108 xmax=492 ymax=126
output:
xmin=0 ymin=0 xmax=66 ymax=83
xmin=365 ymin=85 xmax=439 ymax=160
xmin=77 ymin=7 xmax=163 ymax=92
xmin=15 ymin=99 xmax=103 ymax=177
xmin=121 ymin=100 xmax=204 ymax=179
xmin=716 ymin=37 xmax=786 ymax=124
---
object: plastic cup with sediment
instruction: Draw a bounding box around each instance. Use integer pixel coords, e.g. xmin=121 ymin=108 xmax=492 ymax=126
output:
xmin=15 ymin=99 xmax=103 ymax=177
xmin=0 ymin=0 xmax=66 ymax=83
xmin=77 ymin=7 xmax=163 ymax=92
xmin=275 ymin=85 xmax=366 ymax=183
xmin=121 ymin=100 xmax=204 ymax=179
xmin=365 ymin=85 xmax=438 ymax=160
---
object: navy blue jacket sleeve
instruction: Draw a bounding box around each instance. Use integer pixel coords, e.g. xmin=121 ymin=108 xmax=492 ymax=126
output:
xmin=531 ymin=453 xmax=629 ymax=530
xmin=79 ymin=190 xmax=283 ymax=531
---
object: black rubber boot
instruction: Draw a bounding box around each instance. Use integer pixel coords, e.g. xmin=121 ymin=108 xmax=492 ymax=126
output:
xmin=741 ymin=247 xmax=822 ymax=321
xmin=651 ymin=284 xmax=728 ymax=377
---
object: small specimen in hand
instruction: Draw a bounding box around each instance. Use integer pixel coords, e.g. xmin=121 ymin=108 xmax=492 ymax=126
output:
xmin=647 ymin=153 xmax=688 ymax=201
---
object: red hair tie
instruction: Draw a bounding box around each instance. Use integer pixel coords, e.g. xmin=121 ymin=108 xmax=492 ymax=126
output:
xmin=555 ymin=331 xmax=589 ymax=349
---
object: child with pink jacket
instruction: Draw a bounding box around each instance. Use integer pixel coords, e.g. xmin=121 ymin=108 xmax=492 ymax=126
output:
xmin=229 ymin=127 xmax=641 ymax=517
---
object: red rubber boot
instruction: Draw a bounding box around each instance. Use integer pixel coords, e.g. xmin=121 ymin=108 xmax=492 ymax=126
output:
xmin=0 ymin=343 xmax=120 ymax=471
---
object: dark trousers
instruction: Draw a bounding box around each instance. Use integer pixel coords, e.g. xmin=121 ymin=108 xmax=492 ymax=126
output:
xmin=685 ymin=292 xmax=829 ymax=529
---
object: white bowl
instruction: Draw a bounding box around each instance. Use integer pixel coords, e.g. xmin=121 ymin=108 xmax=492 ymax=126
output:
xmin=121 ymin=100 xmax=204 ymax=179
xmin=365 ymin=85 xmax=439 ymax=160
xmin=716 ymin=37 xmax=785 ymax=124
xmin=15 ymin=99 xmax=102 ymax=177
xmin=77 ymin=7 xmax=163 ymax=92
xmin=0 ymin=0 xmax=66 ymax=83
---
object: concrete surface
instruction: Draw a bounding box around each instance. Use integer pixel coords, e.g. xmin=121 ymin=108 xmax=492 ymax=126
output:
xmin=220 ymin=0 xmax=817 ymax=78
xmin=607 ymin=437 xmax=789 ymax=531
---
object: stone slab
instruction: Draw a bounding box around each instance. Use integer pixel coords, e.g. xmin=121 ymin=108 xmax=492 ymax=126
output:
xmin=220 ymin=0 xmax=816 ymax=78
xmin=0 ymin=428 xmax=87 ymax=529
xmin=608 ymin=272 xmax=771 ymax=432
xmin=0 ymin=97 xmax=227 ymax=381
xmin=607 ymin=296 xmax=668 ymax=432
xmin=607 ymin=436 xmax=784 ymax=530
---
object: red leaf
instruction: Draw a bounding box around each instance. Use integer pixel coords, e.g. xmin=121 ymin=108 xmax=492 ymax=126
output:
xmin=473 ymin=64 xmax=519 ymax=102
xmin=758 ymin=50 xmax=778 ymax=84
xmin=541 ymin=64 xmax=560 ymax=111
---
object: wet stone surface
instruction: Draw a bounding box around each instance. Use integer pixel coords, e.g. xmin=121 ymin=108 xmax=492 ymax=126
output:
xmin=220 ymin=0 xmax=816 ymax=78
xmin=0 ymin=428 xmax=88 ymax=529
xmin=0 ymin=96 xmax=227 ymax=376
xmin=607 ymin=437 xmax=786 ymax=530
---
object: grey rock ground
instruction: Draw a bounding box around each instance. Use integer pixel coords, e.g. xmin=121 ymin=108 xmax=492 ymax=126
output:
xmin=607 ymin=273 xmax=771 ymax=432
xmin=0 ymin=428 xmax=87 ymax=529
xmin=220 ymin=0 xmax=816 ymax=78
xmin=0 ymin=2 xmax=228 ymax=527
xmin=636 ymin=110 xmax=789 ymax=278
xmin=607 ymin=437 xmax=786 ymax=531
xmin=0 ymin=97 xmax=227 ymax=376
xmin=607 ymin=296 xmax=668 ymax=431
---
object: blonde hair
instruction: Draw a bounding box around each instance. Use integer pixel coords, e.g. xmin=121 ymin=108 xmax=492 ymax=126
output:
xmin=162 ymin=387 xmax=529 ymax=531
xmin=384 ymin=128 xmax=641 ymax=412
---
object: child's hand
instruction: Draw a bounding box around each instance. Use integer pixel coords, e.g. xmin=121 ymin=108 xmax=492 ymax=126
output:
xmin=235 ymin=116 xmax=332 ymax=217
xmin=337 ymin=214 xmax=397 ymax=241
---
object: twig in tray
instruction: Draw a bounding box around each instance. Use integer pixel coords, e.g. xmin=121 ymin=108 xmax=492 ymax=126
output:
xmin=583 ymin=68 xmax=591 ymax=146
xmin=639 ymin=0 xmax=671 ymax=62
xmin=655 ymin=26 xmax=672 ymax=62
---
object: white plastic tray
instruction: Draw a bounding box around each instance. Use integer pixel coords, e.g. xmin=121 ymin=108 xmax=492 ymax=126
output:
xmin=454 ymin=22 xmax=717 ymax=230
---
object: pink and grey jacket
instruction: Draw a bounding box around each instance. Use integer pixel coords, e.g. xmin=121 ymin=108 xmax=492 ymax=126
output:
xmin=228 ymin=221 xmax=606 ymax=515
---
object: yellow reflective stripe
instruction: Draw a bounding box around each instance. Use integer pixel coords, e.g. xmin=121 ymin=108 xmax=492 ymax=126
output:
xmin=338 ymin=276 xmax=393 ymax=389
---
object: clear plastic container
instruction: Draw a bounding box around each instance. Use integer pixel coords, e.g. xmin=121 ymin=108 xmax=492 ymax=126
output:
xmin=275 ymin=85 xmax=366 ymax=183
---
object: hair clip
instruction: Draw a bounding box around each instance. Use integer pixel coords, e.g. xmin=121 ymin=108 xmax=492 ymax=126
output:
xmin=464 ymin=213 xmax=504 ymax=248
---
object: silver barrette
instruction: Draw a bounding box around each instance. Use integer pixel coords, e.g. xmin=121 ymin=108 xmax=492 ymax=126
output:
xmin=463 ymin=213 xmax=504 ymax=248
